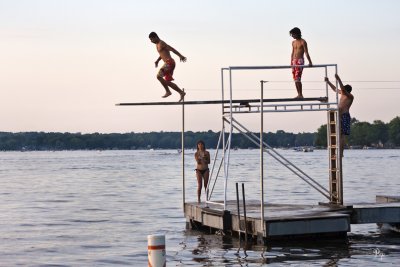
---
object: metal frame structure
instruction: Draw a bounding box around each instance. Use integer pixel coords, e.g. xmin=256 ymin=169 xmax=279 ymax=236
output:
xmin=204 ymin=64 xmax=343 ymax=234
xmin=116 ymin=64 xmax=344 ymax=225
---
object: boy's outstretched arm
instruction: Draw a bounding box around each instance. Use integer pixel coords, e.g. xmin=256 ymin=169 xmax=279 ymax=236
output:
xmin=325 ymin=77 xmax=337 ymax=92
xmin=167 ymin=44 xmax=187 ymax=62
xmin=335 ymin=74 xmax=345 ymax=90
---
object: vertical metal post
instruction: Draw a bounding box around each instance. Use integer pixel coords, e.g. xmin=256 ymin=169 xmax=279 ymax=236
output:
xmin=235 ymin=183 xmax=241 ymax=242
xmin=325 ymin=66 xmax=329 ymax=100
xmin=221 ymin=68 xmax=227 ymax=210
xmin=222 ymin=68 xmax=234 ymax=210
xmin=242 ymin=183 xmax=248 ymax=243
xmin=260 ymin=80 xmax=265 ymax=235
xmin=182 ymin=91 xmax=185 ymax=212
xmin=335 ymin=65 xmax=343 ymax=204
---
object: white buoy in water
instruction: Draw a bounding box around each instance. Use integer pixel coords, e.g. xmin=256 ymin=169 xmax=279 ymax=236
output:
xmin=147 ymin=234 xmax=166 ymax=267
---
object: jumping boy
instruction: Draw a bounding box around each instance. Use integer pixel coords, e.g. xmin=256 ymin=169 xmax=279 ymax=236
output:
xmin=290 ymin=27 xmax=313 ymax=99
xmin=149 ymin=32 xmax=186 ymax=102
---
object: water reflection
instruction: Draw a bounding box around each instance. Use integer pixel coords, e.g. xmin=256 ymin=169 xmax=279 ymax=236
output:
xmin=181 ymin=227 xmax=400 ymax=265
xmin=184 ymin=229 xmax=400 ymax=266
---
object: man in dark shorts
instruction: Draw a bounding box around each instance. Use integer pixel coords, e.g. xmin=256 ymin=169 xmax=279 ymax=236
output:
xmin=325 ymin=74 xmax=354 ymax=157
xmin=149 ymin=32 xmax=186 ymax=102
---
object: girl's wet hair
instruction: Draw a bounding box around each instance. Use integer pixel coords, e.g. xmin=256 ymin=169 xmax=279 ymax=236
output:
xmin=196 ymin=140 xmax=205 ymax=150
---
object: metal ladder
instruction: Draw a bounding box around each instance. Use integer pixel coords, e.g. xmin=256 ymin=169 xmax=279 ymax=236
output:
xmin=327 ymin=110 xmax=343 ymax=204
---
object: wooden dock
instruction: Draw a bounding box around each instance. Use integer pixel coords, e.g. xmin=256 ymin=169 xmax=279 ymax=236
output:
xmin=185 ymin=196 xmax=400 ymax=242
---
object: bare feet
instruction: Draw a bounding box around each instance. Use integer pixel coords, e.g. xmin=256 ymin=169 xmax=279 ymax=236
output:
xmin=178 ymin=91 xmax=186 ymax=102
xmin=162 ymin=91 xmax=172 ymax=98
xmin=294 ymin=95 xmax=304 ymax=99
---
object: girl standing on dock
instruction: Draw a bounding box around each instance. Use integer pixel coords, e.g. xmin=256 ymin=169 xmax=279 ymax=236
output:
xmin=195 ymin=140 xmax=210 ymax=203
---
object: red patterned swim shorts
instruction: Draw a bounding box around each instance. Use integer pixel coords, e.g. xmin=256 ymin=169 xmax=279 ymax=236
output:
xmin=158 ymin=58 xmax=176 ymax=81
xmin=292 ymin=58 xmax=304 ymax=82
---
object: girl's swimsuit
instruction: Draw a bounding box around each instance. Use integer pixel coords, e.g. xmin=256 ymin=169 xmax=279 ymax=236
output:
xmin=196 ymin=168 xmax=209 ymax=175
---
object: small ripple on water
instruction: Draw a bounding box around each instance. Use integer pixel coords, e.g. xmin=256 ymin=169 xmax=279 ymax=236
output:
xmin=67 ymin=219 xmax=110 ymax=223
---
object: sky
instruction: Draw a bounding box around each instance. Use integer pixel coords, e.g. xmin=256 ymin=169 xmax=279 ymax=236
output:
xmin=1 ymin=0 xmax=400 ymax=134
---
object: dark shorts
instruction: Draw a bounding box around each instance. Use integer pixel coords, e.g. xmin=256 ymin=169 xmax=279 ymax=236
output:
xmin=341 ymin=112 xmax=351 ymax=135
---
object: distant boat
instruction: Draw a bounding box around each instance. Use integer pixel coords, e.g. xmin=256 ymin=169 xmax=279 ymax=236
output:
xmin=293 ymin=146 xmax=313 ymax=152
xmin=302 ymin=146 xmax=314 ymax=152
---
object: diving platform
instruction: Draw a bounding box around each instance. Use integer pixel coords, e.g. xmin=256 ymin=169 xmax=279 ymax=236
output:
xmin=116 ymin=97 xmax=328 ymax=106
xmin=118 ymin=63 xmax=399 ymax=241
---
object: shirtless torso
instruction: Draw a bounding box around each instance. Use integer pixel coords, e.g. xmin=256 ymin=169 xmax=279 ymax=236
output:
xmin=338 ymin=93 xmax=354 ymax=115
xmin=329 ymin=74 xmax=354 ymax=115
xmin=156 ymin=40 xmax=174 ymax=62
xmin=291 ymin=38 xmax=312 ymax=65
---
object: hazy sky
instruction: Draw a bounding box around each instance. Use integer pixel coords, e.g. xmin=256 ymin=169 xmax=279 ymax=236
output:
xmin=1 ymin=0 xmax=399 ymax=133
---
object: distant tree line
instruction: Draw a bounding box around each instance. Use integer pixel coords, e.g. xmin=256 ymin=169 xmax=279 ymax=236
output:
xmin=0 ymin=116 xmax=399 ymax=151
xmin=0 ymin=130 xmax=314 ymax=151
xmin=315 ymin=116 xmax=400 ymax=148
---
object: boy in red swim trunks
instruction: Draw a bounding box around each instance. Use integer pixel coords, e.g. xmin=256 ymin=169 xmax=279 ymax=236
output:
xmin=290 ymin=27 xmax=313 ymax=99
xmin=149 ymin=32 xmax=187 ymax=102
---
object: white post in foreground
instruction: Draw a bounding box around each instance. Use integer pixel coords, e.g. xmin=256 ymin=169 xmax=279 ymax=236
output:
xmin=147 ymin=234 xmax=166 ymax=267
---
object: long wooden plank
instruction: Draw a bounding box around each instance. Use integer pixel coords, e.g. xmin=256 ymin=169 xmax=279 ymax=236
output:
xmin=116 ymin=97 xmax=328 ymax=106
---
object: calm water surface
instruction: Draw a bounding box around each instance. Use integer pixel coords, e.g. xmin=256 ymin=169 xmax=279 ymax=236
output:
xmin=0 ymin=149 xmax=399 ymax=266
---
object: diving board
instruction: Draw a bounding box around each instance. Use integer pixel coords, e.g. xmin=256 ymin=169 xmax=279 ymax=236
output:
xmin=116 ymin=97 xmax=328 ymax=106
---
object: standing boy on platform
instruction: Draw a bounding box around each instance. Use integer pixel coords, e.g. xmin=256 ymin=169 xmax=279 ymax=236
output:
xmin=325 ymin=74 xmax=354 ymax=157
xmin=149 ymin=32 xmax=186 ymax=102
xmin=290 ymin=27 xmax=313 ymax=99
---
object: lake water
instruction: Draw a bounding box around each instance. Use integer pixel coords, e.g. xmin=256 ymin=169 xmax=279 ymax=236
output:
xmin=0 ymin=149 xmax=399 ymax=266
